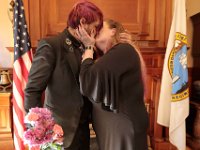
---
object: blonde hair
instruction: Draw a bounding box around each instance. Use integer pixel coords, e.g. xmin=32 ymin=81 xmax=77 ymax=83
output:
xmin=105 ymin=19 xmax=147 ymax=97
xmin=104 ymin=19 xmax=125 ymax=43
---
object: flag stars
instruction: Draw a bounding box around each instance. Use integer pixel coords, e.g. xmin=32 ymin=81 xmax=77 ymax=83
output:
xmin=20 ymin=14 xmax=23 ymax=18
xmin=14 ymin=1 xmax=31 ymax=61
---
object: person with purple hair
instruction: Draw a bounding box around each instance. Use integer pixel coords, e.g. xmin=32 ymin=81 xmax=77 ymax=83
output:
xmin=24 ymin=1 xmax=103 ymax=149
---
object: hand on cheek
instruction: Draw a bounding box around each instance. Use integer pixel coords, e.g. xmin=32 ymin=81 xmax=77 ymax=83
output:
xmin=119 ymin=32 xmax=132 ymax=43
xmin=75 ymin=24 xmax=95 ymax=47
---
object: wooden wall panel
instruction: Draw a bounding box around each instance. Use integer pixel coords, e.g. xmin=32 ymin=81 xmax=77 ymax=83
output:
xmin=29 ymin=0 xmax=41 ymax=46
xmin=45 ymin=0 xmax=150 ymax=35
xmin=24 ymin=0 xmax=172 ymax=47
xmin=0 ymin=93 xmax=14 ymax=150
xmin=0 ymin=93 xmax=12 ymax=136
xmin=154 ymin=0 xmax=172 ymax=46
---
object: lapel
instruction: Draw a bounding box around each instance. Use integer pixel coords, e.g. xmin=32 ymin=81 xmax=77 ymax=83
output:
xmin=62 ymin=29 xmax=82 ymax=83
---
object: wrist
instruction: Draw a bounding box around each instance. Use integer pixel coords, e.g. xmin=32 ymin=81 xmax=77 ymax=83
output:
xmin=82 ymin=49 xmax=94 ymax=62
xmin=85 ymin=45 xmax=95 ymax=51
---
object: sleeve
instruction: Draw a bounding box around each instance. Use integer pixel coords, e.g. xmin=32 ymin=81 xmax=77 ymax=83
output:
xmin=24 ymin=40 xmax=56 ymax=113
xmin=79 ymin=57 xmax=119 ymax=112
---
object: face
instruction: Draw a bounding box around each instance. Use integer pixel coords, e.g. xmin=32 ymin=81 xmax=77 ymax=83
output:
xmin=95 ymin=22 xmax=115 ymax=52
xmin=81 ymin=19 xmax=100 ymax=37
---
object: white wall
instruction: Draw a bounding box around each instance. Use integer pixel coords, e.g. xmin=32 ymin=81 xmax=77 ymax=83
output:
xmin=0 ymin=0 xmax=14 ymax=68
xmin=186 ymin=0 xmax=200 ymax=67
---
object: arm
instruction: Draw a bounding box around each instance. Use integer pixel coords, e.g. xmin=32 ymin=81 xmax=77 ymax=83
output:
xmin=80 ymin=58 xmax=96 ymax=98
xmin=79 ymin=57 xmax=104 ymax=103
xmin=24 ymin=40 xmax=56 ymax=113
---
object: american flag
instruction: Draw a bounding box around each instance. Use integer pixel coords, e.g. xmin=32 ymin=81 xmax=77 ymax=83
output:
xmin=13 ymin=0 xmax=33 ymax=150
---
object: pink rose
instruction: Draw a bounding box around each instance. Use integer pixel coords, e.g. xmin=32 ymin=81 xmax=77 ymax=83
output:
xmin=27 ymin=113 xmax=39 ymax=122
xmin=30 ymin=145 xmax=40 ymax=150
xmin=53 ymin=124 xmax=63 ymax=136
xmin=34 ymin=126 xmax=45 ymax=139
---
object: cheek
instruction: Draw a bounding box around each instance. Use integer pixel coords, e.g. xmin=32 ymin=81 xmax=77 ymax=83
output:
xmin=96 ymin=34 xmax=111 ymax=50
xmin=96 ymin=34 xmax=106 ymax=45
xmin=97 ymin=29 xmax=109 ymax=40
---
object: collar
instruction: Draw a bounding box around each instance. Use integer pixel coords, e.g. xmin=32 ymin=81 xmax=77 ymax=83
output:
xmin=64 ymin=28 xmax=82 ymax=48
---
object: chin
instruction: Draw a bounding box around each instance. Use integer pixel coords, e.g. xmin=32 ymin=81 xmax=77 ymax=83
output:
xmin=96 ymin=45 xmax=104 ymax=52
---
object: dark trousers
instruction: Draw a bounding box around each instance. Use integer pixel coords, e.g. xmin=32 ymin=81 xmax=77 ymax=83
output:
xmin=64 ymin=120 xmax=90 ymax=150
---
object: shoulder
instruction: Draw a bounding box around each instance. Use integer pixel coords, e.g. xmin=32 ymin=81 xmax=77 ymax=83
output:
xmin=108 ymin=43 xmax=136 ymax=57
xmin=113 ymin=43 xmax=134 ymax=51
xmin=116 ymin=43 xmax=140 ymax=58
xmin=36 ymin=32 xmax=64 ymax=53
xmin=42 ymin=32 xmax=63 ymax=47
xmin=109 ymin=43 xmax=135 ymax=55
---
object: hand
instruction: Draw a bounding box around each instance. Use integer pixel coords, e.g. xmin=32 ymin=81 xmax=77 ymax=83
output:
xmin=75 ymin=25 xmax=96 ymax=47
xmin=119 ymin=30 xmax=132 ymax=43
xmin=119 ymin=30 xmax=140 ymax=52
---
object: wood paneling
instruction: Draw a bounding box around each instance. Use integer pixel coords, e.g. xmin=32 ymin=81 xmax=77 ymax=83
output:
xmin=0 ymin=93 xmax=14 ymax=150
xmin=141 ymin=47 xmax=181 ymax=149
xmin=24 ymin=0 xmax=172 ymax=47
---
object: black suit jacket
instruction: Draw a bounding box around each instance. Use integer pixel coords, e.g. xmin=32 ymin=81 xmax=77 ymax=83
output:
xmin=24 ymin=29 xmax=90 ymax=148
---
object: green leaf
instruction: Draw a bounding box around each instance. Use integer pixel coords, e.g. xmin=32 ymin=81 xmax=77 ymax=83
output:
xmin=40 ymin=143 xmax=62 ymax=150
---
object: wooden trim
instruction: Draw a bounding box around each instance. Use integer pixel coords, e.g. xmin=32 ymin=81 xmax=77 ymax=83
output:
xmin=6 ymin=47 xmax=14 ymax=53
xmin=0 ymin=92 xmax=14 ymax=150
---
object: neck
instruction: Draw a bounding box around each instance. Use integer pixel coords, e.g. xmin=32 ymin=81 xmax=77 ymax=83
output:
xmin=68 ymin=27 xmax=80 ymax=41
xmin=103 ymin=39 xmax=117 ymax=54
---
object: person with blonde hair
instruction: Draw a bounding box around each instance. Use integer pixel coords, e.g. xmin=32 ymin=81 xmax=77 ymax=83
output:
xmin=77 ymin=19 xmax=149 ymax=150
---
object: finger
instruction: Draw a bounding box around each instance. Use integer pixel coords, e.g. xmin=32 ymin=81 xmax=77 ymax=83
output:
xmin=124 ymin=29 xmax=131 ymax=34
xmin=78 ymin=25 xmax=88 ymax=37
xmin=119 ymin=34 xmax=129 ymax=39
xmin=119 ymin=35 xmax=130 ymax=40
xmin=119 ymin=39 xmax=127 ymax=43
xmin=91 ymin=29 xmax=96 ymax=38
xmin=120 ymin=34 xmax=132 ymax=41
xmin=119 ymin=33 xmax=128 ymax=36
xmin=119 ymin=35 xmax=128 ymax=39
xmin=75 ymin=28 xmax=81 ymax=38
xmin=119 ymin=32 xmax=131 ymax=38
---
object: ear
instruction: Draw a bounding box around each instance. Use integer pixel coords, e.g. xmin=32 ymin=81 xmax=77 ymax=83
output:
xmin=110 ymin=28 xmax=117 ymax=37
xmin=80 ymin=18 xmax=86 ymax=25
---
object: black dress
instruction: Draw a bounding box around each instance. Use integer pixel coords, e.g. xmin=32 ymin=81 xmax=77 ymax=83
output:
xmin=80 ymin=43 xmax=149 ymax=150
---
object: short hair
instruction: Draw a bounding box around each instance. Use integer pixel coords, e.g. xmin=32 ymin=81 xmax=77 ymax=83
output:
xmin=67 ymin=0 xmax=103 ymax=32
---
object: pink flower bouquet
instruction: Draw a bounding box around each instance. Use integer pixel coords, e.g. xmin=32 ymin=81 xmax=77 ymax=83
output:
xmin=24 ymin=107 xmax=63 ymax=150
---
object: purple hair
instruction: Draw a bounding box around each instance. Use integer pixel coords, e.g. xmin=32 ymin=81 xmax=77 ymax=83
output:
xmin=67 ymin=0 xmax=103 ymax=32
